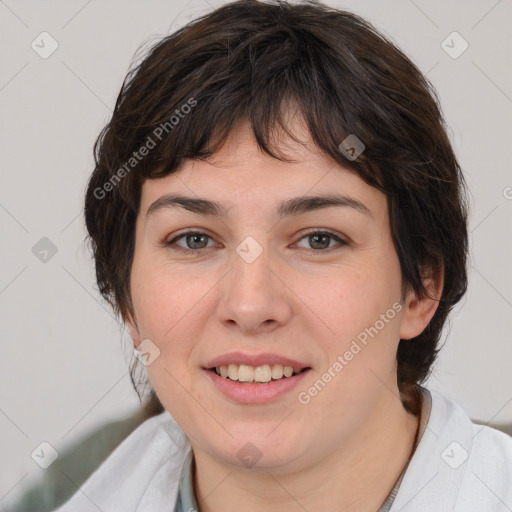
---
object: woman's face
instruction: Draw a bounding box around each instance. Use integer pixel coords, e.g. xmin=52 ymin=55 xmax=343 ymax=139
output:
xmin=129 ymin=119 xmax=420 ymax=473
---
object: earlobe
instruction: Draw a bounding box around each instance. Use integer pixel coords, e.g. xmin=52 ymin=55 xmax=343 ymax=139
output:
xmin=126 ymin=317 xmax=141 ymax=348
xmin=399 ymin=267 xmax=444 ymax=340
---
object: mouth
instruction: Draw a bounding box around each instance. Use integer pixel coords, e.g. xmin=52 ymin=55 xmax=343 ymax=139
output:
xmin=203 ymin=352 xmax=312 ymax=403
xmin=209 ymin=363 xmax=310 ymax=384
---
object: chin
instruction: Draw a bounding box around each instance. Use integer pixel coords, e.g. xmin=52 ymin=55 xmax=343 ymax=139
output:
xmin=201 ymin=432 xmax=307 ymax=473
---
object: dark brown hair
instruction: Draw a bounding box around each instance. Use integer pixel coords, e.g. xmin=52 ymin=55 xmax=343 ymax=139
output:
xmin=84 ymin=0 xmax=468 ymax=408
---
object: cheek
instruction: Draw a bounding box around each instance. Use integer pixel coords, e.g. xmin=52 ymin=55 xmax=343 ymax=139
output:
xmin=131 ymin=265 xmax=214 ymax=422
xmin=297 ymin=268 xmax=404 ymax=421
xmin=131 ymin=258 xmax=207 ymax=337
xmin=313 ymin=263 xmax=402 ymax=345
xmin=307 ymin=264 xmax=404 ymax=408
xmin=130 ymin=266 xmax=214 ymax=398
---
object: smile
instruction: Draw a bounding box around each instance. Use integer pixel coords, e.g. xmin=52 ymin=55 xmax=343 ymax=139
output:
xmin=205 ymin=367 xmax=311 ymax=404
xmin=212 ymin=363 xmax=304 ymax=383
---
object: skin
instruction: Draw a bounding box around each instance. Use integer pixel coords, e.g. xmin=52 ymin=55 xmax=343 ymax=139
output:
xmin=128 ymin=116 xmax=442 ymax=512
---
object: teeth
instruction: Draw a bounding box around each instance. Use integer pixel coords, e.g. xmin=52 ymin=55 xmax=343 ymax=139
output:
xmin=227 ymin=363 xmax=238 ymax=380
xmin=271 ymin=364 xmax=284 ymax=379
xmin=254 ymin=364 xmax=271 ymax=383
xmin=283 ymin=366 xmax=293 ymax=377
xmin=238 ymin=364 xmax=254 ymax=382
xmin=215 ymin=363 xmax=301 ymax=383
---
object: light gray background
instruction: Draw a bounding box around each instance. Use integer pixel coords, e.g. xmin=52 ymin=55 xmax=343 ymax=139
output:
xmin=1 ymin=0 xmax=511 ymax=507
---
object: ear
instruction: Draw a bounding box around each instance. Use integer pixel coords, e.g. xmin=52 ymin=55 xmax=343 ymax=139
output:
xmin=125 ymin=315 xmax=142 ymax=349
xmin=399 ymin=265 xmax=444 ymax=340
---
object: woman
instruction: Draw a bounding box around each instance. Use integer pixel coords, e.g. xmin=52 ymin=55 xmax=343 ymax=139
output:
xmin=56 ymin=1 xmax=512 ymax=510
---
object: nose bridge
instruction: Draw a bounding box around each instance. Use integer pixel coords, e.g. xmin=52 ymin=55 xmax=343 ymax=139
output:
xmin=217 ymin=238 xmax=292 ymax=332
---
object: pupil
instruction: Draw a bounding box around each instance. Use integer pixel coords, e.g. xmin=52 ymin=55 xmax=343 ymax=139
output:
xmin=311 ymin=234 xmax=329 ymax=249
xmin=188 ymin=234 xmax=207 ymax=249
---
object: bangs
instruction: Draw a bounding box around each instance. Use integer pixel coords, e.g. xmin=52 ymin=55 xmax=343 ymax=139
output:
xmin=103 ymin=14 xmax=395 ymax=208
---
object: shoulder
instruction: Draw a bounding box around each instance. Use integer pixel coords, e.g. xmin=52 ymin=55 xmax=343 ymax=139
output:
xmin=391 ymin=389 xmax=512 ymax=512
xmin=53 ymin=410 xmax=190 ymax=512
xmin=463 ymin=404 xmax=512 ymax=505
xmin=429 ymin=389 xmax=512 ymax=466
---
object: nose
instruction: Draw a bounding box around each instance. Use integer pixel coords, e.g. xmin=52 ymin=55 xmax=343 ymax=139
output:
xmin=216 ymin=246 xmax=293 ymax=335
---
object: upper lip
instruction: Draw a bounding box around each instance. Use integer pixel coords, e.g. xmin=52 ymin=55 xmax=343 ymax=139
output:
xmin=204 ymin=351 xmax=311 ymax=371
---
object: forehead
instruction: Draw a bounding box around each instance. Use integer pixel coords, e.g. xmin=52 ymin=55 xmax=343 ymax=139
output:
xmin=138 ymin=119 xmax=386 ymax=219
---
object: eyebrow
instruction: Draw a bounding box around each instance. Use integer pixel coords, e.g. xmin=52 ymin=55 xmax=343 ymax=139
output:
xmin=146 ymin=193 xmax=372 ymax=219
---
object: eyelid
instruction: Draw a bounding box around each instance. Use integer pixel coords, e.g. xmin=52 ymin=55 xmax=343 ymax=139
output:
xmin=164 ymin=227 xmax=349 ymax=254
xmin=293 ymin=228 xmax=349 ymax=249
xmin=164 ymin=228 xmax=213 ymax=247
xmin=165 ymin=227 xmax=209 ymax=240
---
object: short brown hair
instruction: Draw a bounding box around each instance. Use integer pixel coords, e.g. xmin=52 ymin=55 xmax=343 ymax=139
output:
xmin=85 ymin=0 xmax=468 ymax=403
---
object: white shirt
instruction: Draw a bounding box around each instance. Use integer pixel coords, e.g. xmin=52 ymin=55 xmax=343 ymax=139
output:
xmin=54 ymin=389 xmax=512 ymax=511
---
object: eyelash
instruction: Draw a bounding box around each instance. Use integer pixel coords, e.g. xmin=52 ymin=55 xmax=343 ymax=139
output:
xmin=165 ymin=229 xmax=348 ymax=255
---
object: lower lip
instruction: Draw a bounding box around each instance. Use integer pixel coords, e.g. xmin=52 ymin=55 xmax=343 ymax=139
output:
xmin=204 ymin=369 xmax=310 ymax=404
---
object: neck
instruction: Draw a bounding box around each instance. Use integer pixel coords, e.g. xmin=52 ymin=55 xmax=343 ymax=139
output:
xmin=191 ymin=386 xmax=420 ymax=512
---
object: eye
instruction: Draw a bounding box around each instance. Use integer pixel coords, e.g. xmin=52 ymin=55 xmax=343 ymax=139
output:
xmin=166 ymin=230 xmax=216 ymax=254
xmin=165 ymin=228 xmax=348 ymax=255
xmin=294 ymin=230 xmax=348 ymax=251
